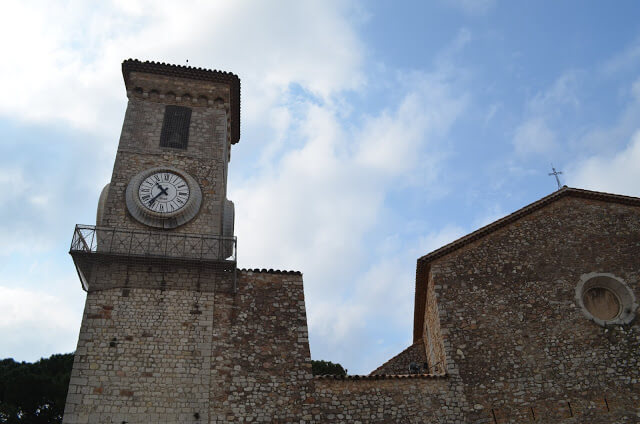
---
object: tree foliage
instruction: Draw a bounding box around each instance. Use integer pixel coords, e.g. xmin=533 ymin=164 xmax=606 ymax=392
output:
xmin=311 ymin=360 xmax=347 ymax=376
xmin=0 ymin=353 xmax=74 ymax=424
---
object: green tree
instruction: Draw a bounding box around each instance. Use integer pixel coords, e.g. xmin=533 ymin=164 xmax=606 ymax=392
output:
xmin=311 ymin=360 xmax=347 ymax=376
xmin=0 ymin=353 xmax=74 ymax=424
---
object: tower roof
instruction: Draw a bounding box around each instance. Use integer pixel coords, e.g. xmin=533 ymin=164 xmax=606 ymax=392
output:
xmin=122 ymin=59 xmax=241 ymax=144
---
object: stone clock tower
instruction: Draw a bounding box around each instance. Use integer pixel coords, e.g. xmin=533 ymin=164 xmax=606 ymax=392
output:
xmin=62 ymin=60 xmax=252 ymax=423
xmin=101 ymin=59 xmax=239 ymax=235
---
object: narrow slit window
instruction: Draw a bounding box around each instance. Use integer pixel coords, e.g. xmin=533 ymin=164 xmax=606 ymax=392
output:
xmin=160 ymin=105 xmax=192 ymax=149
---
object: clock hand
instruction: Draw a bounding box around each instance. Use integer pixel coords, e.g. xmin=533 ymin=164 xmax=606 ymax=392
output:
xmin=148 ymin=182 xmax=171 ymax=207
xmin=156 ymin=183 xmax=169 ymax=196
xmin=148 ymin=188 xmax=168 ymax=206
xmin=148 ymin=191 xmax=163 ymax=206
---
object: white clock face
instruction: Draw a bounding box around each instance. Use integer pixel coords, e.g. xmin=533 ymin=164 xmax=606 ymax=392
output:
xmin=138 ymin=171 xmax=190 ymax=214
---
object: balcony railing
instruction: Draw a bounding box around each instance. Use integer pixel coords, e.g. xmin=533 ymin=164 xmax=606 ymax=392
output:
xmin=70 ymin=224 xmax=236 ymax=262
xmin=70 ymin=224 xmax=237 ymax=292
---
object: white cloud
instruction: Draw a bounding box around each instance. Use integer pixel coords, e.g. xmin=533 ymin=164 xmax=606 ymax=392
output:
xmin=568 ymin=130 xmax=640 ymax=197
xmin=232 ymin=67 xmax=466 ymax=372
xmin=509 ymin=72 xmax=582 ymax=159
xmin=306 ymin=224 xmax=465 ymax=373
xmin=0 ymin=285 xmax=84 ymax=361
xmin=355 ymin=73 xmax=466 ymax=175
xmin=569 ymin=77 xmax=640 ymax=155
xmin=513 ymin=117 xmax=557 ymax=156
xmin=0 ymin=167 xmax=28 ymax=196
xmin=0 ymin=0 xmax=370 ymax=368
xmin=0 ymin=0 xmax=365 ymax=136
xmin=528 ymin=71 xmax=581 ymax=114
xmin=601 ymin=37 xmax=640 ymax=76
xmin=0 ymin=1 xmax=472 ymax=374
xmin=235 ymin=69 xmax=465 ymax=271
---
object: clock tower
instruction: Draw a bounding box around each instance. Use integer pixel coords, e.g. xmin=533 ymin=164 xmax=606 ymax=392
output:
xmin=63 ymin=60 xmax=244 ymax=423
xmin=101 ymin=59 xmax=239 ymax=235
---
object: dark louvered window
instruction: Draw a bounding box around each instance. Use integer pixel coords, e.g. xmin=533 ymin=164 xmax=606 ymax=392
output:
xmin=160 ymin=105 xmax=192 ymax=149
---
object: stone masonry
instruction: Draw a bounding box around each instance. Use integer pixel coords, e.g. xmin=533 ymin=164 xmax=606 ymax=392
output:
xmin=413 ymin=189 xmax=640 ymax=423
xmin=100 ymin=64 xmax=234 ymax=236
xmin=65 ymin=268 xmax=469 ymax=423
xmin=64 ymin=61 xmax=639 ymax=423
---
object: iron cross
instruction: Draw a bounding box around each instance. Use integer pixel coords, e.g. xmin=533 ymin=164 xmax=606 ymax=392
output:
xmin=548 ymin=164 xmax=563 ymax=190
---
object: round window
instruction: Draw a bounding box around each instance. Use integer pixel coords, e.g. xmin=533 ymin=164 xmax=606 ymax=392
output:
xmin=575 ymin=273 xmax=637 ymax=327
xmin=582 ymin=287 xmax=621 ymax=321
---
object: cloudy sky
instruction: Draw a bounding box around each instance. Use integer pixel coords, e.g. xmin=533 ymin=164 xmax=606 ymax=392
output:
xmin=1 ymin=0 xmax=640 ymax=374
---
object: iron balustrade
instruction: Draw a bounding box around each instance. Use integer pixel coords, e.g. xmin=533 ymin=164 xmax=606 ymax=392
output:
xmin=70 ymin=224 xmax=237 ymax=262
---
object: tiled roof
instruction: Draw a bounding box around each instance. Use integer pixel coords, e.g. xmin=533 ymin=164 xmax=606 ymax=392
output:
xmin=413 ymin=186 xmax=640 ymax=341
xmin=314 ymin=373 xmax=445 ymax=380
xmin=121 ymin=59 xmax=241 ymax=144
xmin=239 ymin=268 xmax=302 ymax=275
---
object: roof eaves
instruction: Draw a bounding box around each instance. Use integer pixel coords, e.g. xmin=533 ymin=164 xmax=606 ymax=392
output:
xmin=239 ymin=268 xmax=302 ymax=276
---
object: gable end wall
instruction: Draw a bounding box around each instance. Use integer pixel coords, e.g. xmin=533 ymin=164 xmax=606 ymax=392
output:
xmin=426 ymin=196 xmax=640 ymax=422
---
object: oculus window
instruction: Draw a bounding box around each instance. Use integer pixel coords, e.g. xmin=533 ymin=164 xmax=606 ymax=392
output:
xmin=575 ymin=273 xmax=637 ymax=326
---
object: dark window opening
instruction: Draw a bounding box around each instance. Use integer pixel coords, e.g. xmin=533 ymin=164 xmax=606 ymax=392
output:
xmin=160 ymin=105 xmax=192 ymax=149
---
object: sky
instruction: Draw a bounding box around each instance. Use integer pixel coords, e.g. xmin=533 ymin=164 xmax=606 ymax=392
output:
xmin=1 ymin=0 xmax=640 ymax=375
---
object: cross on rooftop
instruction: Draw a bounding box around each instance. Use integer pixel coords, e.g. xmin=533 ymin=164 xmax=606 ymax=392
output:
xmin=548 ymin=164 xmax=563 ymax=190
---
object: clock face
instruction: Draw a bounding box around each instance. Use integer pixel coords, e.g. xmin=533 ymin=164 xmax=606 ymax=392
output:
xmin=138 ymin=171 xmax=190 ymax=214
xmin=126 ymin=166 xmax=202 ymax=229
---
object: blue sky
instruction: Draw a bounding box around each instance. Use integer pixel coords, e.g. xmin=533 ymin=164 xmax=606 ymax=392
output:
xmin=1 ymin=0 xmax=640 ymax=374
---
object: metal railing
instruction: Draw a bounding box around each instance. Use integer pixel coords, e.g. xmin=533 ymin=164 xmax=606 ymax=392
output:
xmin=70 ymin=224 xmax=236 ymax=263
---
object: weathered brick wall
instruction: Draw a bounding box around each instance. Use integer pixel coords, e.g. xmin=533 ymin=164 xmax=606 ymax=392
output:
xmin=425 ymin=197 xmax=640 ymax=423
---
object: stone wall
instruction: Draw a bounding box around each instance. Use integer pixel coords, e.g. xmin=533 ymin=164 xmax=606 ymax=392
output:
xmin=369 ymin=340 xmax=428 ymax=375
xmin=424 ymin=270 xmax=447 ymax=375
xmin=310 ymin=376 xmax=460 ymax=423
xmin=206 ymin=270 xmax=313 ymax=422
xmin=64 ymin=267 xmax=473 ymax=423
xmin=63 ymin=269 xmax=311 ymax=424
xmin=65 ymin=193 xmax=640 ymax=423
xmin=63 ymin=286 xmax=217 ymax=423
xmin=423 ymin=196 xmax=640 ymax=423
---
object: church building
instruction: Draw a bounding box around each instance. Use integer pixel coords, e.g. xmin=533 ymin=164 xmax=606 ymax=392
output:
xmin=63 ymin=60 xmax=639 ymax=423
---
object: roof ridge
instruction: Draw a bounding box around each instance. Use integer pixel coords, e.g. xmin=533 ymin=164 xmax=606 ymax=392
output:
xmin=417 ymin=186 xmax=640 ymax=264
